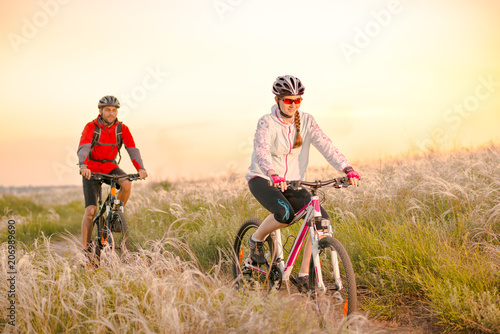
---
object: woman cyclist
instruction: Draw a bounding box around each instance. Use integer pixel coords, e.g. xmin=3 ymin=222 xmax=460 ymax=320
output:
xmin=245 ymin=75 xmax=360 ymax=291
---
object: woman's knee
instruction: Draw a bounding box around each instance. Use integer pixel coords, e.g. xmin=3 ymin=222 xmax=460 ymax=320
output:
xmin=273 ymin=199 xmax=295 ymax=224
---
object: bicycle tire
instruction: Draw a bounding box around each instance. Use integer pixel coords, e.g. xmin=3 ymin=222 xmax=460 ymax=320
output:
xmin=108 ymin=210 xmax=130 ymax=255
xmin=88 ymin=213 xmax=104 ymax=267
xmin=308 ymin=236 xmax=357 ymax=324
xmin=232 ymin=218 xmax=276 ymax=291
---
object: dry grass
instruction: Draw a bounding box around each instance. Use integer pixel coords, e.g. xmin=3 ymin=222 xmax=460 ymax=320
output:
xmin=0 ymin=235 xmax=373 ymax=333
xmin=2 ymin=145 xmax=500 ymax=332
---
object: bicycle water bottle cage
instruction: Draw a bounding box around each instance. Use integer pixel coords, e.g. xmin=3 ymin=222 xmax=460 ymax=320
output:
xmin=283 ymin=234 xmax=296 ymax=255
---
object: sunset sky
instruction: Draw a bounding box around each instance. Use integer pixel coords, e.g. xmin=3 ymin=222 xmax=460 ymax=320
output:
xmin=1 ymin=0 xmax=500 ymax=187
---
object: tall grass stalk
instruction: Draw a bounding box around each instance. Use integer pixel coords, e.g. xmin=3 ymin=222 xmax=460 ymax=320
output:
xmin=0 ymin=236 xmax=371 ymax=333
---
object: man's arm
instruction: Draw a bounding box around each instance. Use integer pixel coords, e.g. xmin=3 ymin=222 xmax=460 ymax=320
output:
xmin=77 ymin=122 xmax=94 ymax=179
xmin=121 ymin=124 xmax=147 ymax=179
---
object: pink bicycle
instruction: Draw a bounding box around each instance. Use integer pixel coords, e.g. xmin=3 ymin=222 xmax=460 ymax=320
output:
xmin=232 ymin=177 xmax=357 ymax=323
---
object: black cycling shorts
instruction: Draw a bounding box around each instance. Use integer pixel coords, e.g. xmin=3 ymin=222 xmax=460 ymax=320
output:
xmin=248 ymin=176 xmax=330 ymax=225
xmin=82 ymin=168 xmax=126 ymax=208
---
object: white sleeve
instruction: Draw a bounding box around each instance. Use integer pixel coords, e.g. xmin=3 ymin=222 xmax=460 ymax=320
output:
xmin=309 ymin=115 xmax=351 ymax=173
xmin=253 ymin=117 xmax=275 ymax=175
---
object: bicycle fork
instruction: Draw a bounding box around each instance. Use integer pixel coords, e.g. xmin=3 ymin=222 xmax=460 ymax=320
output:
xmin=310 ymin=196 xmax=343 ymax=292
xmin=100 ymin=208 xmax=111 ymax=247
xmin=100 ymin=186 xmax=123 ymax=248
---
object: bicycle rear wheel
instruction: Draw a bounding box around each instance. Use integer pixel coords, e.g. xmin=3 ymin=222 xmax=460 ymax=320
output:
xmin=108 ymin=210 xmax=130 ymax=255
xmin=309 ymin=236 xmax=357 ymax=325
xmin=232 ymin=218 xmax=276 ymax=291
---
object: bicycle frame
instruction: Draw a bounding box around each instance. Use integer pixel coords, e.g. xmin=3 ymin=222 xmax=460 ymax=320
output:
xmin=243 ymin=178 xmax=351 ymax=292
xmin=245 ymin=196 xmax=338 ymax=290
xmin=92 ymin=174 xmax=128 ymax=248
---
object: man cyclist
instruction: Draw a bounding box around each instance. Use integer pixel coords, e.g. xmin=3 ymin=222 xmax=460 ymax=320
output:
xmin=77 ymin=95 xmax=148 ymax=255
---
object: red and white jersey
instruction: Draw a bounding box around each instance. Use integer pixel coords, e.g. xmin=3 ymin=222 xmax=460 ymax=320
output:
xmin=246 ymin=105 xmax=351 ymax=182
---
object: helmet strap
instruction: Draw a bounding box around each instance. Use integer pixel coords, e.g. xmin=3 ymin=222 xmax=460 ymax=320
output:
xmin=280 ymin=110 xmax=293 ymax=119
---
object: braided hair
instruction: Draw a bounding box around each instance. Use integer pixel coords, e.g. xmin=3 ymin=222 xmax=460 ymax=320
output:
xmin=293 ymin=111 xmax=303 ymax=148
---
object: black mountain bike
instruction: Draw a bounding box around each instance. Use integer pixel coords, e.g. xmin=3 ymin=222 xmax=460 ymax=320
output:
xmin=90 ymin=172 xmax=140 ymax=261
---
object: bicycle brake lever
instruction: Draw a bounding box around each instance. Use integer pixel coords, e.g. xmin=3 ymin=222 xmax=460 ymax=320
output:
xmin=340 ymin=178 xmax=351 ymax=187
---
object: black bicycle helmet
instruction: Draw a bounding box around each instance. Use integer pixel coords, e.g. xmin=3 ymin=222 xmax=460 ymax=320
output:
xmin=272 ymin=75 xmax=305 ymax=96
xmin=98 ymin=95 xmax=120 ymax=109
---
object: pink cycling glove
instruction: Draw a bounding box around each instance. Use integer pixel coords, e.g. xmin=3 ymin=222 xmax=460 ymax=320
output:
xmin=270 ymin=174 xmax=286 ymax=185
xmin=347 ymin=170 xmax=360 ymax=179
xmin=343 ymin=167 xmax=360 ymax=179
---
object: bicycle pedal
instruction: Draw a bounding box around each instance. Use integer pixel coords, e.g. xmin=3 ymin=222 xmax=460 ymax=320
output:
xmin=251 ymin=260 xmax=269 ymax=268
xmin=327 ymin=284 xmax=340 ymax=291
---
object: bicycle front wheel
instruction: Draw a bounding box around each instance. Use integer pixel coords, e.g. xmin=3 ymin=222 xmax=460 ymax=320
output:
xmin=232 ymin=218 xmax=276 ymax=291
xmin=309 ymin=236 xmax=357 ymax=324
xmin=90 ymin=214 xmax=105 ymax=266
xmin=108 ymin=210 xmax=130 ymax=255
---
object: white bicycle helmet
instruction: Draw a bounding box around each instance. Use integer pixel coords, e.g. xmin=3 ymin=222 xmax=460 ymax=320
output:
xmin=272 ymin=75 xmax=305 ymax=96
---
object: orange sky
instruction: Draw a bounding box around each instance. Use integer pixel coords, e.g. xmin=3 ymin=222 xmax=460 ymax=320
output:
xmin=1 ymin=0 xmax=500 ymax=186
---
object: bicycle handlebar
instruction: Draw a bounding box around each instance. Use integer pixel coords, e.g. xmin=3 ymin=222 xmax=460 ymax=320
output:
xmin=271 ymin=176 xmax=352 ymax=190
xmin=90 ymin=172 xmax=141 ymax=182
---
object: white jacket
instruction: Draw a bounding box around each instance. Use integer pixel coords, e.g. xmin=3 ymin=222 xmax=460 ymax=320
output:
xmin=246 ymin=105 xmax=352 ymax=182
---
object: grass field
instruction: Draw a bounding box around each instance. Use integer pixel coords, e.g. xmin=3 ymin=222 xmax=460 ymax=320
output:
xmin=1 ymin=145 xmax=500 ymax=333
